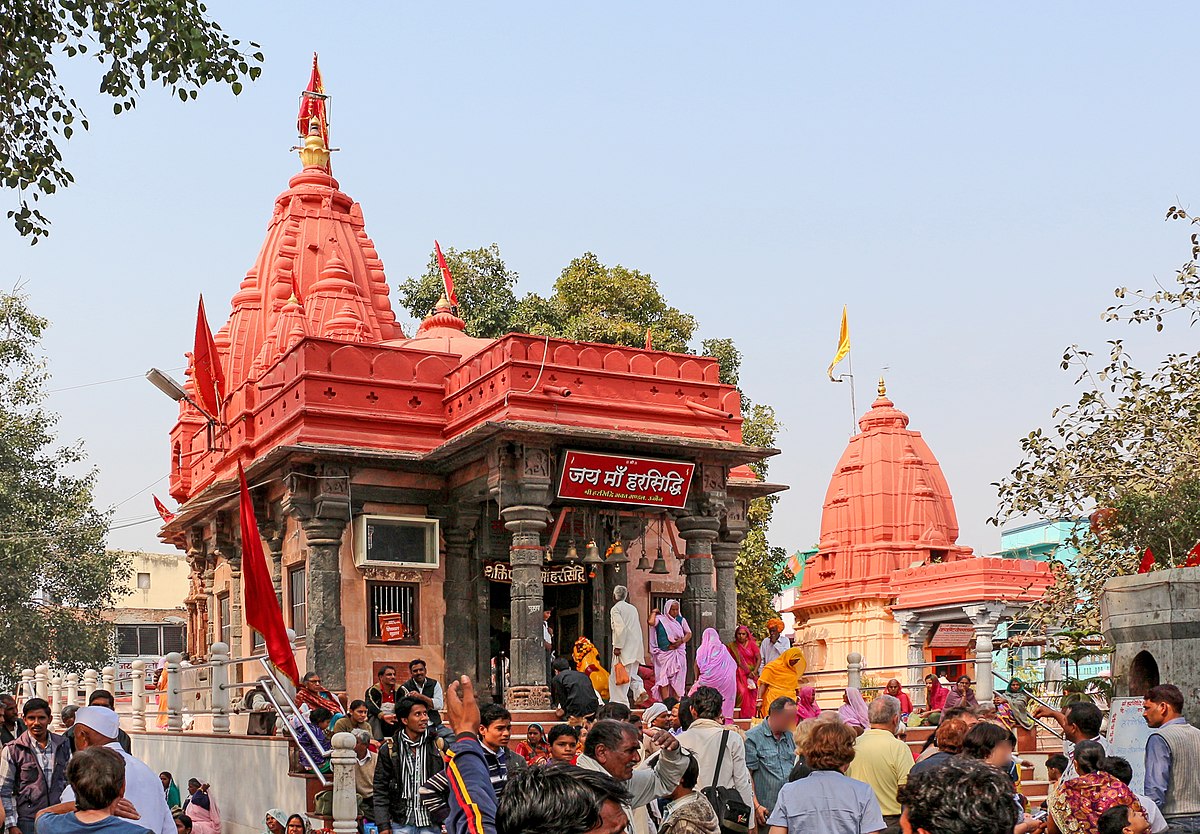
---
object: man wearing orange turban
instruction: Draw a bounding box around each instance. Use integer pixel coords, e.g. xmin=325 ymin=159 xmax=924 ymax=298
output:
xmin=758 ymin=618 xmax=791 ymax=674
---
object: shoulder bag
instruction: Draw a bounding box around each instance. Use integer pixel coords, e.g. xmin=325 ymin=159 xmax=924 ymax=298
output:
xmin=700 ymin=729 xmax=752 ymax=834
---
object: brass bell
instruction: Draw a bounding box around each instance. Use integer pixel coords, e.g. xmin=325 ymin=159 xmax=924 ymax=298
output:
xmin=635 ymin=549 xmax=651 ymax=571
xmin=566 ymin=539 xmax=578 ymax=561
xmin=582 ymin=539 xmax=603 ymax=564
xmin=609 ymin=539 xmax=629 ymax=564
xmin=649 ymin=547 xmax=669 ymax=575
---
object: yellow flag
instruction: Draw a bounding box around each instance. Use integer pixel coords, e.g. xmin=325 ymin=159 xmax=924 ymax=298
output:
xmin=827 ymin=306 xmax=850 ymax=380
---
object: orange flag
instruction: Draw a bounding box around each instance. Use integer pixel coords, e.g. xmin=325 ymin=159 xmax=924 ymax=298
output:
xmin=645 ymin=328 xmax=653 ymax=350
xmin=297 ymin=53 xmax=330 ymax=172
xmin=192 ymin=295 xmax=225 ymax=420
xmin=152 ymin=495 xmax=175 ymax=524
xmin=238 ymin=463 xmax=300 ymax=685
xmin=434 ymin=240 xmax=459 ymax=307
xmin=1137 ymin=548 xmax=1155 ymax=574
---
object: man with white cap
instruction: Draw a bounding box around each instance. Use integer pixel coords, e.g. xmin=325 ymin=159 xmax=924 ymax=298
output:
xmin=53 ymin=707 xmax=173 ymax=834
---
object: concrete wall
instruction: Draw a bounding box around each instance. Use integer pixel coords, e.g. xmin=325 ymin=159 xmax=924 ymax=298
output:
xmin=132 ymin=732 xmax=308 ymax=834
xmin=117 ymin=551 xmax=190 ymax=611
xmin=1102 ymin=568 xmax=1200 ymax=725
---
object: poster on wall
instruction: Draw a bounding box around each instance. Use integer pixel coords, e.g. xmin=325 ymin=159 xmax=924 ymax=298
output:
xmin=557 ymin=450 xmax=694 ymax=508
xmin=1106 ymin=697 xmax=1151 ymax=793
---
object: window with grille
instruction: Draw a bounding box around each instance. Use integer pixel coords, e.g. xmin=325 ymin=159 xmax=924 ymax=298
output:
xmin=353 ymin=516 xmax=439 ymax=568
xmin=162 ymin=625 xmax=185 ymax=655
xmin=367 ymin=581 xmax=419 ymax=644
xmin=219 ymin=594 xmax=231 ymax=649
xmin=289 ymin=569 xmax=307 ymax=639
xmin=115 ymin=625 xmax=165 ymax=656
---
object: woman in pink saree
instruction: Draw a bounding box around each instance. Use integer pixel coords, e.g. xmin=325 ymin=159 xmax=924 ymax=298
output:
xmin=728 ymin=624 xmax=761 ymax=719
xmin=650 ymin=600 xmax=691 ymax=700
xmin=183 ymin=779 xmax=221 ymax=834
xmin=689 ymin=628 xmax=738 ymax=721
xmin=796 ymin=685 xmax=822 ymax=720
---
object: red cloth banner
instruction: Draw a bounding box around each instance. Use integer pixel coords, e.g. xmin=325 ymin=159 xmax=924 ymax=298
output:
xmin=192 ymin=294 xmax=225 ymax=420
xmin=238 ymin=463 xmax=300 ymax=685
xmin=434 ymin=240 xmax=459 ymax=307
xmin=152 ymin=495 xmax=175 ymax=524
xmin=557 ymin=450 xmax=694 ymax=509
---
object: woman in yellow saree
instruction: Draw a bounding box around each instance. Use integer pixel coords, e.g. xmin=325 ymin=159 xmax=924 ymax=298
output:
xmin=572 ymin=636 xmax=610 ymax=699
xmin=757 ymin=647 xmax=806 ymax=718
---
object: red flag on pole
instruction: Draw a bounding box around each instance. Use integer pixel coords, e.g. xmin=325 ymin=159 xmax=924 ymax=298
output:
xmin=152 ymin=495 xmax=175 ymax=524
xmin=192 ymin=295 xmax=225 ymax=420
xmin=238 ymin=463 xmax=300 ymax=685
xmin=1137 ymin=548 xmax=1156 ymax=574
xmin=297 ymin=53 xmax=330 ymax=173
xmin=434 ymin=241 xmax=458 ymax=308
xmin=1185 ymin=541 xmax=1200 ymax=568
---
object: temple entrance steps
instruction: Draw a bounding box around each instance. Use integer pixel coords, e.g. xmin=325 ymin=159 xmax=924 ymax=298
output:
xmin=507 ymin=708 xmax=753 ymax=742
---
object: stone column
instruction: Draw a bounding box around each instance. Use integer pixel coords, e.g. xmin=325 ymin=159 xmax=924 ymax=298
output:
xmin=303 ymin=518 xmax=349 ymax=690
xmin=894 ymin=611 xmax=933 ymax=707
xmin=443 ymin=509 xmax=480 ymax=685
xmin=964 ymin=602 xmax=1007 ymax=701
xmin=711 ymin=535 xmax=743 ymax=643
xmin=503 ymin=505 xmax=552 ymax=707
xmin=676 ymin=515 xmax=721 ymax=672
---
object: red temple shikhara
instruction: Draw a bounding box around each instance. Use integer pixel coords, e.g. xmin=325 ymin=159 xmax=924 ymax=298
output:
xmin=788 ymin=380 xmax=1054 ymax=701
xmin=158 ymin=76 xmax=784 ymax=706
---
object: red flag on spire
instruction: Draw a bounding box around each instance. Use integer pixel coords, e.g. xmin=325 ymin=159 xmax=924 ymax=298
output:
xmin=152 ymin=495 xmax=175 ymax=524
xmin=297 ymin=53 xmax=330 ymax=171
xmin=192 ymin=295 xmax=225 ymax=420
xmin=434 ymin=240 xmax=459 ymax=307
xmin=1137 ymin=548 xmax=1156 ymax=574
xmin=1184 ymin=541 xmax=1200 ymax=568
xmin=238 ymin=463 xmax=300 ymax=686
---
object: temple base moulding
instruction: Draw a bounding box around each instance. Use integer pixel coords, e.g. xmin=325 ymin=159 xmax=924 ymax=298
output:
xmin=505 ymin=685 xmax=551 ymax=711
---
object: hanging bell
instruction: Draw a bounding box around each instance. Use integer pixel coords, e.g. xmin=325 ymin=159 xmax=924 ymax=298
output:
xmin=582 ymin=539 xmax=603 ymax=564
xmin=650 ymin=547 xmax=669 ymax=574
xmin=609 ymin=539 xmax=628 ymax=564
xmin=566 ymin=539 xmax=578 ymax=561
xmin=635 ymin=548 xmax=651 ymax=571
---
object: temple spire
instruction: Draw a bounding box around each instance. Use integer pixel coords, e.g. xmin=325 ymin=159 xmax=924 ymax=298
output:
xmin=296 ymin=53 xmax=331 ymax=172
xmin=878 ymin=376 xmax=887 ymax=397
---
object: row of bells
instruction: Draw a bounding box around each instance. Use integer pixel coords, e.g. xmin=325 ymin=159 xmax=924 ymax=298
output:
xmin=551 ymin=539 xmax=672 ymax=574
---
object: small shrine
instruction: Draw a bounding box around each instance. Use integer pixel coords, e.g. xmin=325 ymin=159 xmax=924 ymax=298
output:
xmin=157 ymin=65 xmax=784 ymax=707
xmin=789 ymin=380 xmax=1053 ymax=700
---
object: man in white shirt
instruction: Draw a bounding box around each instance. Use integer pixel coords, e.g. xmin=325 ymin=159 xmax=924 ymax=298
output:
xmin=57 ymin=707 xmax=174 ymax=834
xmin=676 ymin=686 xmax=756 ymax=834
xmin=609 ymin=585 xmax=646 ymax=707
xmin=758 ymin=618 xmax=790 ymax=673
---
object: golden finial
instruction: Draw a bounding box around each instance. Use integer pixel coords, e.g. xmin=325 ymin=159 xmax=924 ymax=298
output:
xmin=298 ymin=117 xmax=330 ymax=169
xmin=434 ymin=293 xmax=452 ymax=312
xmin=878 ymin=376 xmax=887 ymax=397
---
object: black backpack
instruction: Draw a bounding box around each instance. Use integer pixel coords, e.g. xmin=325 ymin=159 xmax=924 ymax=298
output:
xmin=699 ymin=729 xmax=752 ymax=834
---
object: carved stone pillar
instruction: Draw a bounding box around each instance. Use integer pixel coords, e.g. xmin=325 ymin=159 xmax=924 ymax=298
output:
xmin=894 ymin=611 xmax=933 ymax=707
xmin=285 ymin=466 xmax=351 ymax=690
xmin=503 ymin=505 xmax=552 ymax=705
xmin=212 ymin=514 xmax=242 ymax=663
xmin=256 ymin=496 xmax=285 ymax=606
xmin=964 ymin=602 xmax=1007 ymax=701
xmin=442 ymin=507 xmax=481 ymax=685
xmin=712 ymin=534 xmax=743 ymax=643
xmin=676 ymin=514 xmax=721 ymax=675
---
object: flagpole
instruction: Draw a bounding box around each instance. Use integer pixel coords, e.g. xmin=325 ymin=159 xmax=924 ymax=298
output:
xmin=846 ymin=350 xmax=857 ymax=435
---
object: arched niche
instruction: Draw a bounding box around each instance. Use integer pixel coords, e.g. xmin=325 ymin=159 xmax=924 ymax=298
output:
xmin=1130 ymin=650 xmax=1160 ymax=696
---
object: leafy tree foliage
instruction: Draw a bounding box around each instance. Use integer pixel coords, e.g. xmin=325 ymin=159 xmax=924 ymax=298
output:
xmin=0 ymin=291 xmax=126 ymax=684
xmin=396 ymin=244 xmax=520 ymax=339
xmin=995 ymin=208 xmax=1200 ymax=629
xmin=3 ymin=0 xmax=263 ymax=240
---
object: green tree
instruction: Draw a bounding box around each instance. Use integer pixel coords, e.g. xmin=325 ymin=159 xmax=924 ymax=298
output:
xmin=4 ymin=1 xmax=263 ymax=240
xmin=0 ymin=291 xmax=127 ymax=683
xmin=994 ymin=206 xmax=1200 ymax=630
xmin=395 ymin=243 xmax=521 ymax=338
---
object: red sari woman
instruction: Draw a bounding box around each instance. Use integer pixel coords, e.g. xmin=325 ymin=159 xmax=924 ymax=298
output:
xmin=728 ymin=624 xmax=761 ymax=719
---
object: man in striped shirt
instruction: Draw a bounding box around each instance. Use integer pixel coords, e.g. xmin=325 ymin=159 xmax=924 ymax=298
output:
xmin=373 ymin=697 xmax=445 ymax=834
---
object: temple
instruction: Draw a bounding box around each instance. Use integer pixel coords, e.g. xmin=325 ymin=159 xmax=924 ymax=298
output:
xmin=789 ymin=380 xmax=1054 ymax=700
xmin=158 ymin=80 xmax=784 ymax=707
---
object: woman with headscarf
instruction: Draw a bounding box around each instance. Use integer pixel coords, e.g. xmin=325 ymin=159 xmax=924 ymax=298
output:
xmin=284 ymin=814 xmax=308 ymax=834
xmin=909 ymin=674 xmax=949 ymax=727
xmin=688 ymin=628 xmax=738 ymax=721
xmin=514 ymin=723 xmax=550 ymax=765
xmin=262 ymin=810 xmax=287 ymax=834
xmin=796 ymin=685 xmax=822 ymax=720
xmin=160 ymin=772 xmax=181 ymax=810
xmin=1047 ymin=741 xmax=1143 ymax=834
xmin=756 ymin=647 xmax=806 ymax=718
xmin=650 ymin=600 xmax=691 ymax=700
xmin=838 ymin=688 xmax=870 ymax=733
xmin=182 ymin=779 xmax=221 ymax=834
xmin=1003 ymin=678 xmax=1036 ymax=730
xmin=572 ymin=636 xmax=610 ymax=700
xmin=727 ymin=624 xmax=761 ymax=719
xmin=942 ymin=675 xmax=979 ymax=712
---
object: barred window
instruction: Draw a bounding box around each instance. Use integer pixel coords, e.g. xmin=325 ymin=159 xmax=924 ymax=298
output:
xmin=289 ymin=569 xmax=307 ymax=639
xmin=367 ymin=581 xmax=419 ymax=645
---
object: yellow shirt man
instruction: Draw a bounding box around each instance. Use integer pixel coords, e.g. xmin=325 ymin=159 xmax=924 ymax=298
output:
xmin=846 ymin=727 xmax=913 ymax=817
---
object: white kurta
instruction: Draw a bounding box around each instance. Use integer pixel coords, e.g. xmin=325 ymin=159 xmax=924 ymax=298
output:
xmin=610 ymin=599 xmax=646 ymax=664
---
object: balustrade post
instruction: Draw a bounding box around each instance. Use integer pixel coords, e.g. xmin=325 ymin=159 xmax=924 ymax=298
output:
xmin=34 ymin=665 xmax=48 ymax=703
xmin=210 ymin=642 xmax=231 ymax=734
xmin=83 ymin=669 xmax=98 ymax=703
xmin=847 ymin=652 xmax=863 ymax=691
xmin=50 ymin=675 xmax=62 ymax=727
xmin=130 ymin=661 xmax=146 ymax=732
xmin=64 ymin=673 xmax=79 ymax=709
xmin=330 ymin=732 xmax=358 ymax=834
xmin=19 ymin=669 xmax=34 ymax=704
xmin=165 ymin=652 xmax=183 ymax=732
xmin=102 ymin=666 xmax=116 ymax=697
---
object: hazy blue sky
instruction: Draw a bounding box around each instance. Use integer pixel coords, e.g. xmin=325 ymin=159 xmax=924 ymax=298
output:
xmin=8 ymin=2 xmax=1198 ymax=557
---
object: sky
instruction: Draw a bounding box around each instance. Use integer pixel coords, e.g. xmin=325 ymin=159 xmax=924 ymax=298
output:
xmin=7 ymin=2 xmax=1199 ymax=558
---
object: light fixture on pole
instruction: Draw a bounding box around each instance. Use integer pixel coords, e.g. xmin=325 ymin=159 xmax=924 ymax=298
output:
xmin=145 ymin=368 xmax=217 ymax=424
